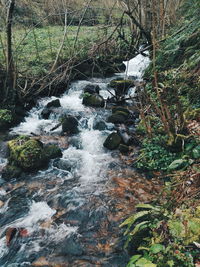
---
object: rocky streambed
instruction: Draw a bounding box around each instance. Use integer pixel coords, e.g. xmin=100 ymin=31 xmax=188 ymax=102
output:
xmin=0 ymin=53 xmax=161 ymax=267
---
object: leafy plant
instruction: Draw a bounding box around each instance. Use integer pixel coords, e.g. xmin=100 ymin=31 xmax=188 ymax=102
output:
xmin=135 ymin=136 xmax=177 ymax=171
xmin=121 ymin=204 xmax=200 ymax=267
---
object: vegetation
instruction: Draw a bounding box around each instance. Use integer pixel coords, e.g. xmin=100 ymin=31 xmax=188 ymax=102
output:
xmin=121 ymin=1 xmax=200 ymax=266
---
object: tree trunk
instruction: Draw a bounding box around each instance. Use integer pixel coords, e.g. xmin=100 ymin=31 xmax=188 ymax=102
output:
xmin=6 ymin=0 xmax=15 ymax=102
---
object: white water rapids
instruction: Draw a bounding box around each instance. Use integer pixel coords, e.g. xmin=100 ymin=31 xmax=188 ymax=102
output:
xmin=0 ymin=52 xmax=150 ymax=266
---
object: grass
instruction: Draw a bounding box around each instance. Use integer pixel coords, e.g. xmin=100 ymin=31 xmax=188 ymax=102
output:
xmin=0 ymin=25 xmax=117 ymax=76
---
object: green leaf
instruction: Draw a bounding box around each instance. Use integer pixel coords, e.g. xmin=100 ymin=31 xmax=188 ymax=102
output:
xmin=129 ymin=255 xmax=142 ymax=264
xmin=149 ymin=244 xmax=164 ymax=254
xmin=167 ymin=260 xmax=175 ymax=267
xmin=137 ymin=246 xmax=150 ymax=251
xmin=135 ymin=257 xmax=157 ymax=267
xmin=129 ymin=221 xmax=149 ymax=236
xmin=136 ymin=204 xmax=157 ymax=210
xmin=120 ymin=211 xmax=150 ymax=228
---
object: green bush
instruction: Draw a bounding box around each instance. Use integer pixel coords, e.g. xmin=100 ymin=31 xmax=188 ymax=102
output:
xmin=121 ymin=204 xmax=200 ymax=267
xmin=135 ymin=136 xmax=177 ymax=171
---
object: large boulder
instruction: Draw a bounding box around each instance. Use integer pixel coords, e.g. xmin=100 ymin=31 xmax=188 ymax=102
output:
xmin=82 ymin=93 xmax=105 ymax=108
xmin=7 ymin=136 xmax=62 ymax=172
xmin=109 ymin=79 xmax=135 ymax=96
xmin=0 ymin=109 xmax=13 ymax=131
xmin=83 ymin=84 xmax=100 ymax=95
xmin=61 ymin=115 xmax=79 ymax=134
xmin=103 ymin=132 xmax=122 ymax=150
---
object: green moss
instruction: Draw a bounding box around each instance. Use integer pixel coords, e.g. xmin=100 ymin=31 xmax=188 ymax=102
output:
xmin=7 ymin=136 xmax=62 ymax=171
xmin=0 ymin=109 xmax=13 ymax=129
xmin=8 ymin=136 xmax=44 ymax=170
xmin=82 ymin=93 xmax=105 ymax=107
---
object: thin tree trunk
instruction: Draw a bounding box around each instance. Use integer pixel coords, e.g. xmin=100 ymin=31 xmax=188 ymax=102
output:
xmin=6 ymin=0 xmax=15 ymax=101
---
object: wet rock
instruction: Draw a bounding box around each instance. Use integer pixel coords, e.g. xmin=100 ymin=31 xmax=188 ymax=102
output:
xmin=82 ymin=93 xmax=105 ymax=108
xmin=109 ymin=78 xmax=134 ymax=96
xmin=0 ymin=109 xmax=13 ymax=131
xmin=62 ymin=115 xmax=79 ymax=134
xmin=46 ymin=99 xmax=61 ymax=108
xmin=107 ymin=107 xmax=130 ymax=124
xmin=107 ymin=111 xmax=127 ymax=124
xmin=1 ymin=165 xmax=23 ymax=179
xmin=112 ymin=107 xmax=130 ymax=116
xmin=41 ymin=99 xmax=61 ymax=119
xmin=93 ymin=119 xmax=107 ymax=131
xmin=59 ymin=235 xmax=84 ymax=256
xmin=118 ymin=126 xmax=140 ymax=146
xmin=43 ymin=144 xmax=62 ymax=159
xmin=6 ymin=136 xmax=62 ymax=173
xmin=119 ymin=144 xmax=129 ymax=153
xmin=83 ymin=84 xmax=100 ymax=95
xmin=8 ymin=136 xmax=44 ymax=170
xmin=103 ymin=132 xmax=122 ymax=150
xmin=53 ymin=158 xmax=75 ymax=172
xmin=41 ymin=108 xmax=51 ymax=120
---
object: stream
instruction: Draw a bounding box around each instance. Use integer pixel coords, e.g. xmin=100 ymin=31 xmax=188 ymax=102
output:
xmin=0 ymin=53 xmax=151 ymax=266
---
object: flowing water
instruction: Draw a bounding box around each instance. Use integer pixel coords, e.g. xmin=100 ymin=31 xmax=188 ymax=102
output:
xmin=0 ymin=53 xmax=150 ymax=267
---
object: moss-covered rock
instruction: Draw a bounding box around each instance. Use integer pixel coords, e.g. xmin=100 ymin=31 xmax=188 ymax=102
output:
xmin=83 ymin=84 xmax=100 ymax=95
xmin=108 ymin=107 xmax=130 ymax=124
xmin=112 ymin=107 xmax=130 ymax=116
xmin=7 ymin=136 xmax=62 ymax=172
xmin=107 ymin=113 xmax=127 ymax=124
xmin=103 ymin=132 xmax=122 ymax=150
xmin=109 ymin=79 xmax=134 ymax=96
xmin=82 ymin=93 xmax=105 ymax=107
xmin=8 ymin=136 xmax=44 ymax=170
xmin=0 ymin=109 xmax=13 ymax=130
